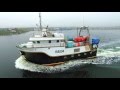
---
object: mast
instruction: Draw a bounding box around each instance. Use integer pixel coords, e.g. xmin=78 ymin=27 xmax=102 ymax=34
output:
xmin=83 ymin=13 xmax=84 ymax=26
xmin=39 ymin=12 xmax=42 ymax=31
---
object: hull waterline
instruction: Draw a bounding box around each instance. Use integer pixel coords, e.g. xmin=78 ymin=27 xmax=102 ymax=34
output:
xmin=20 ymin=49 xmax=97 ymax=65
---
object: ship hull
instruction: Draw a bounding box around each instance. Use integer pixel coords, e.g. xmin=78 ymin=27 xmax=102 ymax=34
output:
xmin=20 ymin=49 xmax=97 ymax=65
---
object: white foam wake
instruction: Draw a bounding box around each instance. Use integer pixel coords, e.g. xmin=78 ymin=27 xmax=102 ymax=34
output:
xmin=15 ymin=47 xmax=120 ymax=73
xmin=98 ymin=50 xmax=120 ymax=57
xmin=15 ymin=56 xmax=91 ymax=73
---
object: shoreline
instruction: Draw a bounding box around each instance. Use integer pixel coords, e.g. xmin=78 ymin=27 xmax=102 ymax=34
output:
xmin=0 ymin=28 xmax=33 ymax=36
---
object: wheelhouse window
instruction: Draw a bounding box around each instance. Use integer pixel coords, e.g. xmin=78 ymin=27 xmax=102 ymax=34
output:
xmin=33 ymin=41 xmax=36 ymax=43
xmin=49 ymin=40 xmax=51 ymax=43
xmin=37 ymin=41 xmax=40 ymax=44
xmin=57 ymin=40 xmax=59 ymax=43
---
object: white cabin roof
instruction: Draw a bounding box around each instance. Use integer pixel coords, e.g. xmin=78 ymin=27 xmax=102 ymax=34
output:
xmin=29 ymin=37 xmax=64 ymax=41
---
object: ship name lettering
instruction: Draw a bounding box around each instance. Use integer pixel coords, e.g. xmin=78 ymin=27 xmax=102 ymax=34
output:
xmin=55 ymin=50 xmax=64 ymax=53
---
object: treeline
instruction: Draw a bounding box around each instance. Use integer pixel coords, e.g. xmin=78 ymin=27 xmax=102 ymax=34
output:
xmin=52 ymin=27 xmax=120 ymax=30
xmin=0 ymin=28 xmax=33 ymax=36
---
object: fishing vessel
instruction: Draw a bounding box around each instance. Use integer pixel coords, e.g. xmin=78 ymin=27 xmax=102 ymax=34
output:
xmin=17 ymin=13 xmax=100 ymax=66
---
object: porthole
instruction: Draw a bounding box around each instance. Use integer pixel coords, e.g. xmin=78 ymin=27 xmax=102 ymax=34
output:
xmin=49 ymin=40 xmax=51 ymax=43
xmin=37 ymin=41 xmax=40 ymax=43
xmin=57 ymin=40 xmax=59 ymax=43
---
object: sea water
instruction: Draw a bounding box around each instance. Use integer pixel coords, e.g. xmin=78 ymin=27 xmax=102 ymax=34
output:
xmin=1 ymin=30 xmax=120 ymax=78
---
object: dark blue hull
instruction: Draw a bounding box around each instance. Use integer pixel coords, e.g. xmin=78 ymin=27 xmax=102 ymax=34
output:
xmin=20 ymin=49 xmax=97 ymax=65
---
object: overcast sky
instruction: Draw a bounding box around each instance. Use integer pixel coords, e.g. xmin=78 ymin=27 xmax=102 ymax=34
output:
xmin=0 ymin=12 xmax=120 ymax=28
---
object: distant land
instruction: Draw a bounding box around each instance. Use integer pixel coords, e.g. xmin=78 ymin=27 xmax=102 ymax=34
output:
xmin=0 ymin=28 xmax=33 ymax=36
xmin=0 ymin=26 xmax=120 ymax=36
xmin=33 ymin=26 xmax=120 ymax=30
xmin=52 ymin=26 xmax=120 ymax=30
xmin=90 ymin=26 xmax=120 ymax=30
xmin=0 ymin=26 xmax=120 ymax=32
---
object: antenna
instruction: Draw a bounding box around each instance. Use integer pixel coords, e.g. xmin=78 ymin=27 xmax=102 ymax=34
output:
xmin=39 ymin=12 xmax=42 ymax=31
xmin=83 ymin=13 xmax=85 ymax=26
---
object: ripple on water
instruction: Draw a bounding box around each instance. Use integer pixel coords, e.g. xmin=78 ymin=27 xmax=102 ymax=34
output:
xmin=15 ymin=52 xmax=120 ymax=73
xmin=15 ymin=40 xmax=120 ymax=73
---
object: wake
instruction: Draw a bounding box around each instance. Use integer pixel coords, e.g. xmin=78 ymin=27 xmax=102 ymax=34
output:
xmin=15 ymin=53 xmax=120 ymax=73
xmin=15 ymin=40 xmax=120 ymax=73
xmin=15 ymin=56 xmax=90 ymax=73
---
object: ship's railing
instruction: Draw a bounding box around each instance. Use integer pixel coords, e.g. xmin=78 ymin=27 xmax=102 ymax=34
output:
xmin=33 ymin=42 xmax=65 ymax=48
xmin=16 ymin=42 xmax=65 ymax=49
